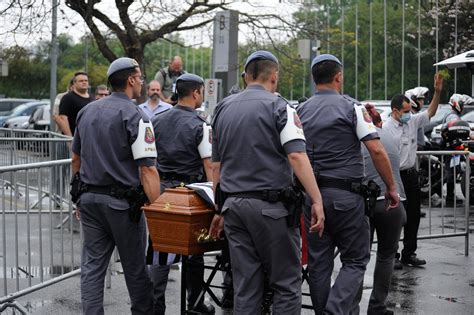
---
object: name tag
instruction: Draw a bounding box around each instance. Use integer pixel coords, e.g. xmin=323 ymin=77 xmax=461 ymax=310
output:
xmin=401 ymin=136 xmax=409 ymax=145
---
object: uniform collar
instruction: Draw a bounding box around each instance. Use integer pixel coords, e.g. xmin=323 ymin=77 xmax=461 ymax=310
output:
xmin=111 ymin=92 xmax=131 ymax=101
xmin=175 ymin=104 xmax=197 ymax=113
xmin=246 ymin=84 xmax=266 ymax=91
xmin=314 ymin=89 xmax=339 ymax=95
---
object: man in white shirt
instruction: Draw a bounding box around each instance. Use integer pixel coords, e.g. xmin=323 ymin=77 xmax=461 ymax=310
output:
xmin=383 ymin=73 xmax=443 ymax=268
xmin=139 ymin=80 xmax=172 ymax=119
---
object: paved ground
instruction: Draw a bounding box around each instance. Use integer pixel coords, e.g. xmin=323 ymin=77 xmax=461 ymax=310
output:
xmin=2 ymin=207 xmax=473 ymax=314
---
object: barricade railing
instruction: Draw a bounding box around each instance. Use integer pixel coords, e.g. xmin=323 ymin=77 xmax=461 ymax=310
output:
xmin=0 ymin=128 xmax=72 ymax=167
xmin=0 ymin=159 xmax=81 ymax=313
xmin=416 ymin=150 xmax=470 ymax=256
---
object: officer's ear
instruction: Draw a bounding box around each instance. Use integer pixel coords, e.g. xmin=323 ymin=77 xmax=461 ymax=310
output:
xmin=271 ymin=70 xmax=279 ymax=85
xmin=335 ymin=71 xmax=343 ymax=84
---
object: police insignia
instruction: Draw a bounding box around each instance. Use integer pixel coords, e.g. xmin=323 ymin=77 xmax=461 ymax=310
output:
xmin=361 ymin=107 xmax=372 ymax=123
xmin=293 ymin=112 xmax=303 ymax=128
xmin=144 ymin=127 xmax=155 ymax=143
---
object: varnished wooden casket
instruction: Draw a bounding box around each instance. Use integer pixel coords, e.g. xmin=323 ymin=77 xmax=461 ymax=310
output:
xmin=143 ymin=187 xmax=223 ymax=255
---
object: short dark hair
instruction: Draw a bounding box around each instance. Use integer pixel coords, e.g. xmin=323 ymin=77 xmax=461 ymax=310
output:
xmin=246 ymin=60 xmax=278 ymax=82
xmin=311 ymin=61 xmax=342 ymax=85
xmin=391 ymin=94 xmax=410 ymax=111
xmin=176 ymin=81 xmax=203 ymax=99
xmin=108 ymin=67 xmax=138 ymax=92
xmin=73 ymin=71 xmax=88 ymax=82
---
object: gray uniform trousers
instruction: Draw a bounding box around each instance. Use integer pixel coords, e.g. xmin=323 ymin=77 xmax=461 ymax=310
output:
xmin=304 ymin=188 xmax=370 ymax=315
xmin=148 ymin=179 xmax=206 ymax=315
xmin=80 ymin=192 xmax=153 ymax=315
xmin=366 ymin=200 xmax=406 ymax=314
xmin=223 ymin=197 xmax=301 ymax=315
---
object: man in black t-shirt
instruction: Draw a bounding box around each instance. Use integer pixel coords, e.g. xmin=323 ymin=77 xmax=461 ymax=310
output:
xmin=57 ymin=71 xmax=94 ymax=136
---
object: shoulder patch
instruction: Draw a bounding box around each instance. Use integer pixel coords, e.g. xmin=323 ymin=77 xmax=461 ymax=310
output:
xmin=131 ymin=119 xmax=157 ymax=160
xmin=145 ymin=126 xmax=155 ymax=143
xmin=280 ymin=104 xmax=306 ymax=146
xmin=198 ymin=123 xmax=212 ymax=159
xmin=354 ymin=103 xmax=376 ymax=140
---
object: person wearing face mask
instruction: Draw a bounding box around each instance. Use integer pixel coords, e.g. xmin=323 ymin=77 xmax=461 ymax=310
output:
xmin=383 ymin=73 xmax=443 ymax=269
xmin=405 ymin=86 xmax=429 ymax=149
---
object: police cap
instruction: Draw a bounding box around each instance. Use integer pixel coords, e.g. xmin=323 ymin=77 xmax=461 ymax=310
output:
xmin=244 ymin=50 xmax=279 ymax=71
xmin=176 ymin=73 xmax=204 ymax=85
xmin=107 ymin=57 xmax=139 ymax=79
xmin=311 ymin=54 xmax=342 ymax=69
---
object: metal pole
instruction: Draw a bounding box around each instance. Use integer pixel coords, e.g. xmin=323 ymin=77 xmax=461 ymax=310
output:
xmin=85 ymin=35 xmax=88 ymax=73
xmin=192 ymin=38 xmax=196 ymax=74
xmin=369 ymin=0 xmax=373 ymax=99
xmin=435 ymin=0 xmax=439 ymax=71
xmin=418 ymin=0 xmax=421 ymax=86
xmin=402 ymin=0 xmax=405 ymax=93
xmin=465 ymin=156 xmax=470 ymax=256
xmin=327 ymin=3 xmax=330 ymax=53
xmin=341 ymin=1 xmax=345 ymax=94
xmin=355 ymin=2 xmax=358 ymax=100
xmin=49 ymin=0 xmax=58 ymax=133
xmin=384 ymin=0 xmax=387 ymax=100
xmin=454 ymin=0 xmax=458 ymax=92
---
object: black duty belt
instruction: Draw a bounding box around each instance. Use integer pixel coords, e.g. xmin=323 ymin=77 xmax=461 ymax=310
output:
xmin=86 ymin=184 xmax=131 ymax=199
xmin=400 ymin=167 xmax=417 ymax=175
xmin=226 ymin=190 xmax=282 ymax=203
xmin=317 ymin=176 xmax=364 ymax=195
xmin=159 ymin=172 xmax=200 ymax=183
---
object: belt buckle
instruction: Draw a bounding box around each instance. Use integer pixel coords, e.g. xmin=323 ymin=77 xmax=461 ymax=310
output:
xmin=263 ymin=190 xmax=279 ymax=203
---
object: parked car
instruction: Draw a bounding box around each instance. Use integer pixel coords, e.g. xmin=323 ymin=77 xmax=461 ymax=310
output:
xmin=27 ymin=104 xmax=51 ymax=131
xmin=0 ymin=101 xmax=47 ymax=127
xmin=3 ymin=115 xmax=30 ymax=129
xmin=0 ymin=98 xmax=36 ymax=116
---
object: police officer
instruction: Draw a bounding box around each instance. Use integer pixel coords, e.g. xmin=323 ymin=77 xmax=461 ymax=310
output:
xmin=405 ymin=86 xmax=429 ymax=149
xmin=209 ymin=50 xmax=325 ymax=314
xmin=71 ymin=57 xmax=161 ymax=314
xmin=442 ymin=94 xmax=474 ymax=206
xmin=148 ymin=73 xmax=214 ymax=315
xmin=363 ymin=104 xmax=407 ymax=315
xmin=445 ymin=93 xmax=474 ymax=123
xmin=297 ymin=54 xmax=399 ymax=315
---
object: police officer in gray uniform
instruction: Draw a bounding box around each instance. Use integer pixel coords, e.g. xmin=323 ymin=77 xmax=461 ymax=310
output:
xmin=297 ymin=54 xmax=399 ymax=315
xmin=71 ymin=57 xmax=161 ymax=314
xmin=147 ymin=73 xmax=214 ymax=315
xmin=209 ymin=50 xmax=325 ymax=314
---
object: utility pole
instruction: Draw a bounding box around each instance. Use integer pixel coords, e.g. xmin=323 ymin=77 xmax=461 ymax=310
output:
xmin=50 ymin=0 xmax=58 ymax=132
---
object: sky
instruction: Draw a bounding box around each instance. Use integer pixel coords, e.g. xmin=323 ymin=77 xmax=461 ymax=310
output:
xmin=0 ymin=0 xmax=302 ymax=50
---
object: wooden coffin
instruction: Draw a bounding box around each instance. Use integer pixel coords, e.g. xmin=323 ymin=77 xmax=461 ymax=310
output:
xmin=143 ymin=187 xmax=223 ymax=255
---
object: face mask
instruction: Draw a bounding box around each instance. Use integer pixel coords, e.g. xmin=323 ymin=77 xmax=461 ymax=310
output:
xmin=400 ymin=112 xmax=411 ymax=124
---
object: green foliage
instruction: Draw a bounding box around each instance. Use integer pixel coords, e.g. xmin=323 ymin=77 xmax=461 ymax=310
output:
xmin=1 ymin=1 xmax=473 ymax=101
xmin=0 ymin=46 xmax=50 ymax=98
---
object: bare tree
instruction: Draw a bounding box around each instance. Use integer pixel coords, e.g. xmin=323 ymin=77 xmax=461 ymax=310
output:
xmin=63 ymin=1 xmax=296 ymax=68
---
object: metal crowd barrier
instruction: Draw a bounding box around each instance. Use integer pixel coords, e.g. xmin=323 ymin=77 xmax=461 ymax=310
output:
xmin=0 ymin=159 xmax=81 ymax=314
xmin=416 ymin=150 xmax=470 ymax=256
xmin=0 ymin=128 xmax=72 ymax=167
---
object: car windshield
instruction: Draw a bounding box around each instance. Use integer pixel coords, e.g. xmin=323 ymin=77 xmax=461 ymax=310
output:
xmin=6 ymin=104 xmax=30 ymax=116
xmin=461 ymin=111 xmax=474 ymax=122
